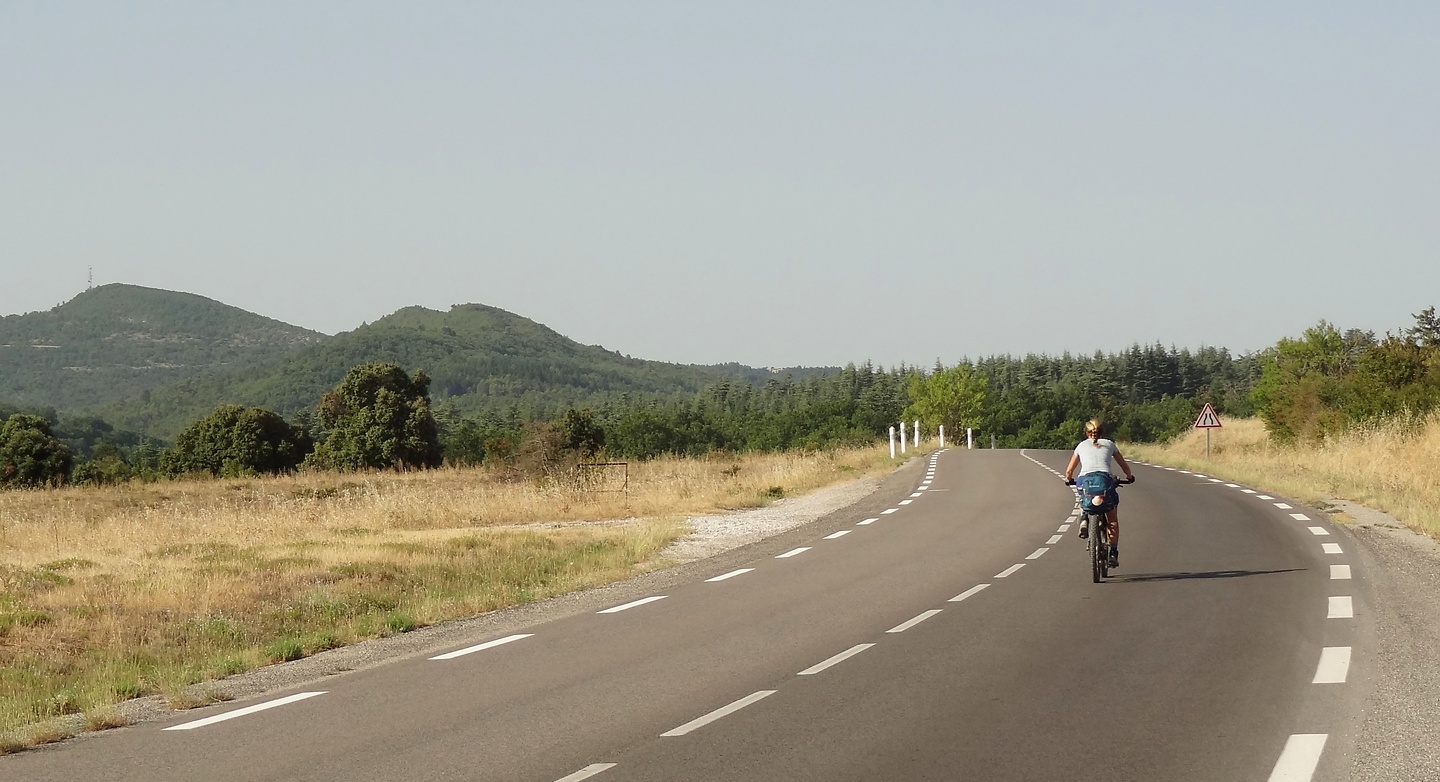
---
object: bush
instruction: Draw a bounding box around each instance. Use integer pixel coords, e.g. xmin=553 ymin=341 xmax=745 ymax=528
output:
xmin=161 ymin=405 xmax=311 ymax=478
xmin=307 ymin=363 xmax=443 ymax=471
xmin=0 ymin=414 xmax=73 ymax=488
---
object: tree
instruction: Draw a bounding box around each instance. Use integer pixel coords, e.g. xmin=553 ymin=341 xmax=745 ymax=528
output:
xmin=905 ymin=365 xmax=988 ymax=438
xmin=1407 ymin=306 xmax=1440 ymax=348
xmin=308 ymin=363 xmax=443 ymax=471
xmin=0 ymin=414 xmax=73 ymax=488
xmin=161 ymin=404 xmax=311 ymax=477
xmin=559 ymin=408 xmax=606 ymax=458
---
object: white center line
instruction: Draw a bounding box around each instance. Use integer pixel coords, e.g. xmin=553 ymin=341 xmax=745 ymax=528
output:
xmin=706 ymin=568 xmax=755 ymax=582
xmin=661 ymin=691 xmax=777 ymax=737
xmin=995 ymin=564 xmax=1025 ymax=578
xmin=776 ymin=547 xmax=812 ymax=559
xmin=857 ymin=518 xmax=879 ymax=526
xmin=799 ymin=643 xmax=875 ymax=675
xmin=1047 ymin=534 xmax=1064 ymax=545
xmin=1308 ymin=527 xmax=1330 ymax=536
xmin=430 ymin=634 xmax=533 ymax=660
xmin=881 ymin=508 xmax=899 ymax=515
xmin=598 ymin=596 xmax=668 ymax=614
xmin=949 ymin=584 xmax=990 ymax=602
xmin=554 ymin=764 xmax=619 ymax=782
xmin=888 ymin=610 xmax=943 ymax=633
xmin=1328 ymin=596 xmax=1354 ymax=619
xmin=1313 ymin=646 xmax=1352 ymax=683
xmin=1268 ymin=734 xmax=1328 ymax=782
xmin=824 ymin=530 xmax=852 ymax=540
xmin=1274 ymin=502 xmax=1293 ymax=509
xmin=163 ymin=692 xmax=327 ymax=731
xmin=1026 ymin=547 xmax=1049 ymax=560
xmin=1322 ymin=543 xmax=1344 ymax=554
xmin=1330 ymin=564 xmax=1352 ymax=580
xmin=1290 ymin=513 xmax=1312 ymax=521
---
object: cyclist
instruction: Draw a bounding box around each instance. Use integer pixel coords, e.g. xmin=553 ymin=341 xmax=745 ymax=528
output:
xmin=1063 ymin=419 xmax=1135 ymax=568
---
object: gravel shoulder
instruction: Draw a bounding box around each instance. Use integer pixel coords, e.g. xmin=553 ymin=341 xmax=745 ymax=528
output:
xmin=1335 ymin=499 xmax=1440 ymax=781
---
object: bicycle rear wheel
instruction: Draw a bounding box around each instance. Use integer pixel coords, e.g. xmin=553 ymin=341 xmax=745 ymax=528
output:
xmin=1089 ymin=514 xmax=1103 ymax=583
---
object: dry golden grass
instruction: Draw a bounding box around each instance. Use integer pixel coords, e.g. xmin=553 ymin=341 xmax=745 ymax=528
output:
xmin=0 ymin=445 xmax=900 ymax=745
xmin=1127 ymin=416 xmax=1440 ymax=540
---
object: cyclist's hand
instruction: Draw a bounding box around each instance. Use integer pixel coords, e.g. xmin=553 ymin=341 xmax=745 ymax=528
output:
xmin=1064 ymin=477 xmax=1075 ymax=486
xmin=1123 ymin=475 xmax=1136 ymax=484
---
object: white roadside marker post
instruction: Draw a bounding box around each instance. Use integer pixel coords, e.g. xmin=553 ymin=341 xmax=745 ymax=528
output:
xmin=939 ymin=425 xmax=945 ymax=448
xmin=913 ymin=420 xmax=919 ymax=449
xmin=967 ymin=427 xmax=974 ymax=449
xmin=900 ymin=421 xmax=907 ymax=454
xmin=889 ymin=426 xmax=896 ymax=458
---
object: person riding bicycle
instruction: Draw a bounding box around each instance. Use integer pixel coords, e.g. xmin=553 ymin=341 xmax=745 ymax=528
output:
xmin=1064 ymin=419 xmax=1134 ymax=568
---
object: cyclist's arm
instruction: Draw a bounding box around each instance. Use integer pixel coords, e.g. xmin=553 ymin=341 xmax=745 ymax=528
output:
xmin=1063 ymin=452 xmax=1080 ymax=482
xmin=1113 ymin=451 xmax=1135 ymax=480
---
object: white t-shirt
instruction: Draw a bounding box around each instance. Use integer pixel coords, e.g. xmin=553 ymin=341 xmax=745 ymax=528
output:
xmin=1074 ymin=438 xmax=1118 ymax=476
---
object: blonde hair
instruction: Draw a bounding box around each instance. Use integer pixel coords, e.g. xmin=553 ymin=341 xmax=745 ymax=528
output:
xmin=1085 ymin=419 xmax=1103 ymax=440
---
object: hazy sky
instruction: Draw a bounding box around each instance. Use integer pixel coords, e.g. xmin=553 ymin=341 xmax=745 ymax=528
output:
xmin=2 ymin=3 xmax=1436 ymax=367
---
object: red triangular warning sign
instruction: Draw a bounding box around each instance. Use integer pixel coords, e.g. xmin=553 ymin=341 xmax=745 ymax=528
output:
xmin=1194 ymin=403 xmax=1222 ymax=429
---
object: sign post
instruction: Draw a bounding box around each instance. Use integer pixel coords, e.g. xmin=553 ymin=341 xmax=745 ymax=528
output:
xmin=1193 ymin=403 xmax=1223 ymax=458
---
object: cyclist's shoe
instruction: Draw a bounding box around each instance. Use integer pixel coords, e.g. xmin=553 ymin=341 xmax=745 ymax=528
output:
xmin=1077 ymin=523 xmax=1089 ymax=539
xmin=1108 ymin=548 xmax=1119 ymax=568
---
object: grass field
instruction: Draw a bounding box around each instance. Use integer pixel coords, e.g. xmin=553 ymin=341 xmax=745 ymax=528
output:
xmin=1127 ymin=416 xmax=1440 ymax=541
xmin=0 ymin=445 xmax=903 ymax=750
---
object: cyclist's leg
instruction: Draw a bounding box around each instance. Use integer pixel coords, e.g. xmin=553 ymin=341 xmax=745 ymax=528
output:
xmin=1105 ymin=508 xmax=1119 ymax=545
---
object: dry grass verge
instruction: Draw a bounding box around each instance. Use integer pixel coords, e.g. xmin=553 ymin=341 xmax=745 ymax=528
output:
xmin=1127 ymin=416 xmax=1440 ymax=541
xmin=0 ymin=445 xmax=901 ymax=748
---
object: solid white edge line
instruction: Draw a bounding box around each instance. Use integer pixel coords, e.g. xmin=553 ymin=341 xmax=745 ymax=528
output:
xmin=1047 ymin=534 xmax=1064 ymax=545
xmin=858 ymin=518 xmax=879 ymax=525
xmin=1322 ymin=543 xmax=1344 ymax=555
xmin=887 ymin=609 xmax=943 ymax=633
xmin=598 ymin=596 xmax=668 ymax=614
xmin=554 ymin=763 xmax=619 ymax=782
xmin=430 ymin=633 xmax=534 ymax=660
xmin=1328 ymin=596 xmax=1354 ymax=619
xmin=824 ymin=530 xmax=851 ymax=540
xmin=706 ymin=568 xmax=755 ymax=583
xmin=163 ymin=692 xmax=327 ymax=731
xmin=776 ymin=547 xmax=812 ymax=558
xmin=1308 ymin=527 xmax=1330 ymax=536
xmin=1313 ymin=647 xmax=1352 ymax=683
xmin=995 ymin=564 xmax=1025 ymax=578
xmin=660 ymin=690 xmax=777 ymax=737
xmin=1330 ymin=564 xmax=1352 ymax=580
xmin=1026 ymin=548 xmax=1049 ymax=560
xmin=798 ymin=643 xmax=875 ymax=675
xmin=1268 ymin=734 xmax=1328 ymax=782
xmin=949 ymin=584 xmax=990 ymax=602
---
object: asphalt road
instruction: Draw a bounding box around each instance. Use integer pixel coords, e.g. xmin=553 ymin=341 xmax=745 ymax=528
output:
xmin=4 ymin=449 xmax=1370 ymax=782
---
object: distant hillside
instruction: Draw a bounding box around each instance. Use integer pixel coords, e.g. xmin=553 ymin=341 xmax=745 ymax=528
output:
xmin=0 ymin=284 xmax=327 ymax=412
xmin=104 ymin=303 xmax=834 ymax=438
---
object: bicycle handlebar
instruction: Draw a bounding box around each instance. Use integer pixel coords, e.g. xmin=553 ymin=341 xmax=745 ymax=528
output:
xmin=1065 ymin=475 xmax=1136 ymax=486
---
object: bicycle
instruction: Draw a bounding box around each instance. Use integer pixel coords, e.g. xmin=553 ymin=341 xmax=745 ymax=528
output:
xmin=1066 ymin=474 xmax=1135 ymax=583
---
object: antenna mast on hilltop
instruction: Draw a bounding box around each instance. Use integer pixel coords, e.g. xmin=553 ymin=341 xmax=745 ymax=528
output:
xmin=88 ymin=267 xmax=93 ymax=290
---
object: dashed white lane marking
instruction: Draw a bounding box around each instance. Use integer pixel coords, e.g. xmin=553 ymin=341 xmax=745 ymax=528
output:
xmin=888 ymin=610 xmax=943 ymax=633
xmin=881 ymin=508 xmax=899 ymax=515
xmin=910 ymin=492 xmax=924 ymax=497
xmin=1308 ymin=527 xmax=1330 ymax=536
xmin=1193 ymin=474 xmax=1209 ymax=479
xmin=1313 ymin=647 xmax=1352 ymax=683
xmin=857 ymin=518 xmax=879 ymax=526
xmin=661 ymin=691 xmax=777 ymax=736
xmin=1026 ymin=548 xmax=1049 ymax=560
xmin=824 ymin=530 xmax=852 ymax=540
xmin=1225 ymin=483 xmax=1241 ymax=488
xmin=1328 ymin=596 xmax=1354 ymax=619
xmin=799 ymin=643 xmax=875 ymax=675
xmin=1258 ymin=495 xmax=1275 ymax=500
xmin=1290 ymin=513 xmax=1312 ymax=521
xmin=1059 ymin=524 xmax=1072 ymax=532
xmin=776 ymin=547 xmax=812 ymax=559
xmin=1178 ymin=470 xmax=1192 ymax=474
xmin=950 ymin=584 xmax=990 ymax=602
xmin=554 ymin=764 xmax=618 ymax=782
xmin=706 ymin=568 xmax=755 ymax=583
xmin=1322 ymin=543 xmax=1344 ymax=555
xmin=598 ymin=596 xmax=668 ymax=614
xmin=1268 ymin=734 xmax=1328 ymax=782
xmin=1274 ymin=502 xmax=1294 ymax=509
xmin=430 ymin=633 xmax=533 ymax=660
xmin=1331 ymin=564 xmax=1352 ymax=580
xmin=1243 ymin=489 xmax=1258 ymax=494
xmin=995 ymin=564 xmax=1025 ymax=578
xmin=163 ymin=692 xmax=326 ymax=731
xmin=1209 ymin=478 xmax=1224 ymax=483
xmin=1047 ymin=534 xmax=1064 ymax=545
xmin=899 ymin=499 xmax=913 ymax=506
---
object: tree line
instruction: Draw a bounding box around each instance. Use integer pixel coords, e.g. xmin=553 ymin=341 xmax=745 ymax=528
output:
xmin=1 ymin=343 xmax=1259 ymax=489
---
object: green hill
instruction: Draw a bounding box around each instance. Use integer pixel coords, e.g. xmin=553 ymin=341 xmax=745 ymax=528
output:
xmin=102 ymin=302 xmax=828 ymax=438
xmin=0 ymin=284 xmax=327 ymax=413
